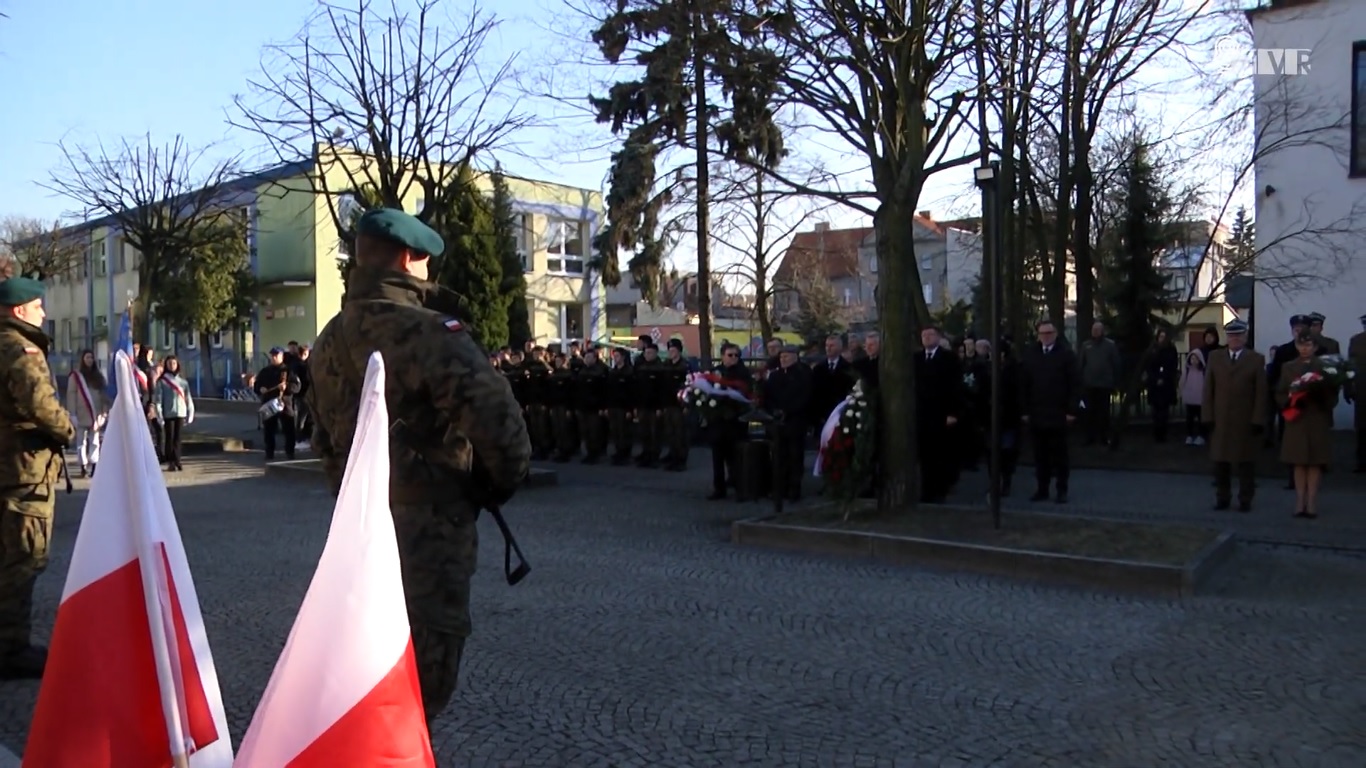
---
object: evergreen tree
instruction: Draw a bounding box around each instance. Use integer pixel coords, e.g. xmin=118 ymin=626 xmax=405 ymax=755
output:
xmin=432 ymin=164 xmax=508 ymax=351
xmin=1096 ymin=138 xmax=1175 ymax=368
xmin=491 ymin=169 xmax=531 ymax=347
xmin=1227 ymin=206 xmax=1256 ymax=272
xmin=791 ymin=279 xmax=846 ymax=347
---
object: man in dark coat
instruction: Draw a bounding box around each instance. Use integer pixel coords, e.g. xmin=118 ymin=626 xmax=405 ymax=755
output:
xmin=764 ymin=345 xmax=812 ymax=501
xmin=707 ymin=343 xmax=753 ymax=500
xmin=254 ymin=347 xmax=302 ymax=461
xmin=810 ymin=334 xmax=854 ymax=429
xmin=1019 ymin=319 xmax=1081 ymax=503
xmin=914 ymin=327 xmax=963 ymax=503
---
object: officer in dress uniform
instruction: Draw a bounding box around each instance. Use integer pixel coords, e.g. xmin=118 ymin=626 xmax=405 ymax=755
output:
xmin=1202 ymin=319 xmax=1268 ymax=511
xmin=1307 ymin=312 xmax=1341 ymax=355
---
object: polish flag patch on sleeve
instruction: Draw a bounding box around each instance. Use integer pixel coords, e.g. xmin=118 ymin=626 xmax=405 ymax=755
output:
xmin=443 ymin=318 xmax=463 ymax=332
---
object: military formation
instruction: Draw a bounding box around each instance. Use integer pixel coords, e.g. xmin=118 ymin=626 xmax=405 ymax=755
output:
xmin=496 ymin=340 xmax=694 ymax=469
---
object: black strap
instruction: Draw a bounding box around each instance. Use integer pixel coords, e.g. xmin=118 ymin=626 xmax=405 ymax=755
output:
xmin=486 ymin=504 xmax=530 ymax=586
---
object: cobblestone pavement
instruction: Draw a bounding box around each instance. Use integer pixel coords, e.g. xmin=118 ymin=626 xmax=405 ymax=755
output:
xmin=1 ymin=453 xmax=1362 ymax=767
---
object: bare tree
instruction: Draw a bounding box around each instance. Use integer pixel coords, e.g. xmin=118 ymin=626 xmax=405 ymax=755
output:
xmin=44 ymin=135 xmax=245 ymax=342
xmin=0 ymin=217 xmax=87 ymax=280
xmin=230 ymin=0 xmax=535 ymax=283
xmin=710 ymin=166 xmax=831 ymax=341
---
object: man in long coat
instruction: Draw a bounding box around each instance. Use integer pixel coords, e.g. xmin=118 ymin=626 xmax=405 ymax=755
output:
xmin=1202 ymin=319 xmax=1268 ymax=511
xmin=1349 ymin=314 xmax=1366 ymax=473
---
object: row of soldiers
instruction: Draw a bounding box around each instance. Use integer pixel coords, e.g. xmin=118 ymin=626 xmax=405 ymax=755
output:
xmin=496 ymin=339 xmax=701 ymax=469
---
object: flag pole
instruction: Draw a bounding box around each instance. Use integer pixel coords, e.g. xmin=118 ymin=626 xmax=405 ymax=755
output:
xmin=114 ymin=351 xmax=194 ymax=766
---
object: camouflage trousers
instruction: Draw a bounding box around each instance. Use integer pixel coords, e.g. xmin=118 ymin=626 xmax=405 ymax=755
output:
xmin=0 ymin=485 xmax=54 ymax=657
xmin=391 ymin=499 xmax=478 ymax=725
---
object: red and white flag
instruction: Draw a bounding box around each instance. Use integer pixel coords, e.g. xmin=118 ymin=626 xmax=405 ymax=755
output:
xmin=233 ymin=352 xmax=433 ymax=768
xmin=24 ymin=351 xmax=232 ymax=768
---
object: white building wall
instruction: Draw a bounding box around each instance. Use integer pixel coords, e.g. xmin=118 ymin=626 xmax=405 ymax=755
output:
xmin=1252 ymin=0 xmax=1366 ymax=429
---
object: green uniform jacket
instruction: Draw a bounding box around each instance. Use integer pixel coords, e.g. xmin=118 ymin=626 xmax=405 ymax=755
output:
xmin=306 ymin=266 xmax=532 ymax=508
xmin=0 ymin=318 xmax=74 ymax=489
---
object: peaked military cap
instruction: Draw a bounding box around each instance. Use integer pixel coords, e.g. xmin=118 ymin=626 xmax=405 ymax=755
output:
xmin=1223 ymin=319 xmax=1248 ymax=335
xmin=355 ymin=207 xmax=445 ymax=258
xmin=781 ymin=344 xmax=801 ymax=354
xmin=1359 ymin=312 xmax=1366 ymax=324
xmin=1289 ymin=314 xmax=1307 ymax=325
xmin=1307 ymin=311 xmax=1326 ymax=322
xmin=0 ymin=277 xmax=46 ymax=307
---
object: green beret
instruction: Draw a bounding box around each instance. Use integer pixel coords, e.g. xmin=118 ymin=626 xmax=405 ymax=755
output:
xmin=355 ymin=207 xmax=445 ymax=258
xmin=0 ymin=277 xmax=46 ymax=307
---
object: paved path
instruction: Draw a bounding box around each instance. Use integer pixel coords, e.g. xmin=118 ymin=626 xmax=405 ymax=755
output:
xmin=1 ymin=453 xmax=1363 ymax=766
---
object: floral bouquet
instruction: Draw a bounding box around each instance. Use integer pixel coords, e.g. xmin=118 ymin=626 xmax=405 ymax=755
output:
xmin=1282 ymin=356 xmax=1355 ymax=422
xmin=679 ymin=371 xmax=751 ymax=426
xmin=815 ymin=381 xmax=878 ymax=516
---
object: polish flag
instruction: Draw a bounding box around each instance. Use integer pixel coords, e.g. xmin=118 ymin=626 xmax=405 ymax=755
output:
xmin=233 ymin=352 xmax=433 ymax=768
xmin=24 ymin=351 xmax=232 ymax=768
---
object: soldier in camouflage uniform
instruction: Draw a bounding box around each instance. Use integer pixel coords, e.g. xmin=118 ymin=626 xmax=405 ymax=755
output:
xmin=0 ymin=278 xmax=74 ymax=679
xmin=305 ymin=209 xmax=532 ymax=724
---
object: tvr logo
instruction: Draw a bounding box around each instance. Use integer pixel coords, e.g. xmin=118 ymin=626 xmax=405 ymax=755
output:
xmin=1212 ymin=36 xmax=1312 ymax=76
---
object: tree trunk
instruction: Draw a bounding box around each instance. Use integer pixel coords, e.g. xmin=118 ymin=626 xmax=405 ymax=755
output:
xmin=692 ymin=10 xmax=714 ymax=367
xmin=1070 ymin=73 xmax=1096 ymax=335
xmin=873 ymin=199 xmax=920 ymax=512
xmin=753 ymin=175 xmax=773 ymax=343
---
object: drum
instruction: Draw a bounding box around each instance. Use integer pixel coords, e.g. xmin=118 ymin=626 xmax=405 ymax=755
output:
xmin=258 ymin=398 xmax=284 ymax=419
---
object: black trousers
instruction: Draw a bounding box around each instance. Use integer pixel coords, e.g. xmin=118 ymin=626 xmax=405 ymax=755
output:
xmin=918 ymin=425 xmax=956 ymax=502
xmin=710 ymin=423 xmax=745 ymax=494
xmin=1083 ymin=388 xmax=1111 ymax=443
xmin=1184 ymin=405 xmax=1206 ymax=439
xmin=1031 ymin=426 xmax=1070 ymax=493
xmin=146 ymin=416 xmax=163 ymax=460
xmin=162 ymin=418 xmax=184 ymax=466
xmin=1214 ymin=461 xmax=1256 ymax=504
xmin=263 ymin=414 xmax=297 ymax=460
xmin=776 ymin=422 xmax=806 ymax=498
xmin=1151 ymin=403 xmax=1171 ymax=441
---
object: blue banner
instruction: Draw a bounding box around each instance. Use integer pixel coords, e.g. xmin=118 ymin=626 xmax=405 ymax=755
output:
xmin=106 ymin=308 xmax=133 ymax=399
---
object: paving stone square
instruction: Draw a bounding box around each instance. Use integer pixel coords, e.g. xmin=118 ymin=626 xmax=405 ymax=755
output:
xmin=1 ymin=451 xmax=1363 ymax=767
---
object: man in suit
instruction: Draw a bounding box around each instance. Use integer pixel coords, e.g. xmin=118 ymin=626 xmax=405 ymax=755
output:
xmin=1202 ymin=320 xmax=1268 ymax=511
xmin=915 ymin=326 xmax=963 ymax=503
xmin=811 ymin=334 xmax=854 ymax=428
xmin=1349 ymin=314 xmax=1366 ymax=472
xmin=1019 ymin=319 xmax=1081 ymax=504
xmin=853 ymin=332 xmax=881 ymax=497
xmin=765 ymin=345 xmax=813 ymax=501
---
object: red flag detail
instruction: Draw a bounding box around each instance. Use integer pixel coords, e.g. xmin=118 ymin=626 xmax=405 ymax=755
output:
xmin=24 ymin=544 xmax=219 ymax=768
xmin=282 ymin=640 xmax=433 ymax=768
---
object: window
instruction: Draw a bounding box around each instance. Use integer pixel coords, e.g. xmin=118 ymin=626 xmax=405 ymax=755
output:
xmin=843 ymin=287 xmax=853 ymax=306
xmin=209 ymin=330 xmax=224 ymax=348
xmin=114 ymin=238 xmax=126 ymax=273
xmin=1353 ymin=41 xmax=1366 ymax=176
xmin=60 ymin=320 xmax=71 ymax=351
xmin=545 ymin=218 xmax=585 ymax=275
xmin=184 ymin=331 xmax=197 ymax=349
xmin=80 ymin=247 xmax=89 ymax=280
xmin=547 ymin=301 xmax=585 ymax=343
xmin=513 ymin=214 xmax=531 ymax=272
xmin=93 ymin=239 xmax=107 ymax=277
xmin=161 ymin=322 xmax=173 ymax=350
xmin=78 ymin=318 xmax=89 ymax=347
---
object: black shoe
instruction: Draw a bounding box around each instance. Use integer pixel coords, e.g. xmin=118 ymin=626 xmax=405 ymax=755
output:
xmin=707 ymin=491 xmax=726 ymax=501
xmin=1214 ymin=499 xmax=1231 ymax=510
xmin=1237 ymin=500 xmax=1252 ymax=513
xmin=1054 ymin=492 xmax=1069 ymax=504
xmin=1029 ymin=491 xmax=1048 ymax=502
xmin=0 ymin=645 xmax=47 ymax=680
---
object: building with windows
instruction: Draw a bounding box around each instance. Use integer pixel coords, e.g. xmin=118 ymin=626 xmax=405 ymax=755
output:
xmin=1249 ymin=0 xmax=1366 ymax=428
xmin=39 ymin=149 xmax=604 ymax=394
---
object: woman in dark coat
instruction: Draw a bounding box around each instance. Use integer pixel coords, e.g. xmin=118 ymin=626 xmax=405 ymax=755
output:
xmin=1144 ymin=329 xmax=1180 ymax=442
xmin=1276 ymin=332 xmax=1338 ymax=519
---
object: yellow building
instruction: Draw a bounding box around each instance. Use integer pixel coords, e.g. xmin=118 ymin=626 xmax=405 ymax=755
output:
xmin=39 ymin=149 xmax=605 ymax=394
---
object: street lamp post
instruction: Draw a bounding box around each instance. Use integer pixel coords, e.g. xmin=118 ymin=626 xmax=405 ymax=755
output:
xmin=974 ymin=161 xmax=1004 ymax=530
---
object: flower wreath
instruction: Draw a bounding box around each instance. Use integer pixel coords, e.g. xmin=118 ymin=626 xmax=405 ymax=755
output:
xmin=815 ymin=380 xmax=877 ymax=514
xmin=679 ymin=371 xmax=752 ymax=426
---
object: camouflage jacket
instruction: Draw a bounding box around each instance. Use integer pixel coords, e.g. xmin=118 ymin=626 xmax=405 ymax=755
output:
xmin=306 ymin=266 xmax=532 ymax=507
xmin=0 ymin=317 xmax=74 ymax=489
